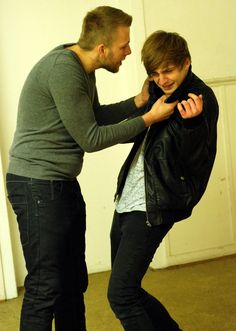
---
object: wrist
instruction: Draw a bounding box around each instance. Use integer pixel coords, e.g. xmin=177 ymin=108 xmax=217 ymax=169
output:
xmin=134 ymin=93 xmax=148 ymax=108
xmin=141 ymin=111 xmax=153 ymax=127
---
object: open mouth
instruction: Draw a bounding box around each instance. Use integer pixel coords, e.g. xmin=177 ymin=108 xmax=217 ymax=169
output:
xmin=163 ymin=83 xmax=174 ymax=90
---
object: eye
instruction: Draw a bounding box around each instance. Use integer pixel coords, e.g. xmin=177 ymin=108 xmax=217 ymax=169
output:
xmin=149 ymin=72 xmax=159 ymax=79
xmin=164 ymin=66 xmax=176 ymax=73
xmin=163 ymin=69 xmax=172 ymax=73
xmin=121 ymin=43 xmax=130 ymax=50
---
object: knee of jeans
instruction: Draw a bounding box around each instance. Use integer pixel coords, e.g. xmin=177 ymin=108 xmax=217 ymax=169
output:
xmin=107 ymin=276 xmax=137 ymax=313
xmin=107 ymin=277 xmax=122 ymax=309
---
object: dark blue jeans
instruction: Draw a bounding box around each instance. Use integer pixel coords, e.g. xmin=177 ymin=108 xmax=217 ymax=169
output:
xmin=108 ymin=211 xmax=182 ymax=331
xmin=6 ymin=173 xmax=88 ymax=331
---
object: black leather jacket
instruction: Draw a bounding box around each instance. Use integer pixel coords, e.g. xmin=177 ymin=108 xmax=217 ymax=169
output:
xmin=115 ymin=69 xmax=219 ymax=225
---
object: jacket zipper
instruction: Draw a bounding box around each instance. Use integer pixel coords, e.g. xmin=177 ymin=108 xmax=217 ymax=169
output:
xmin=144 ymin=129 xmax=152 ymax=227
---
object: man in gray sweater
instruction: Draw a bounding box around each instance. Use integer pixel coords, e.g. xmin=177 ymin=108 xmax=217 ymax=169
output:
xmin=6 ymin=6 xmax=177 ymax=331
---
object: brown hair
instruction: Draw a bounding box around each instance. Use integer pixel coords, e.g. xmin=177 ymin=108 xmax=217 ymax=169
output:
xmin=141 ymin=30 xmax=191 ymax=76
xmin=78 ymin=6 xmax=132 ymax=50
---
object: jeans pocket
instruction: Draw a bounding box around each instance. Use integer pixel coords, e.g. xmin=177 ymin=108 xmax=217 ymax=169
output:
xmin=30 ymin=181 xmax=63 ymax=204
xmin=7 ymin=182 xmax=29 ymax=246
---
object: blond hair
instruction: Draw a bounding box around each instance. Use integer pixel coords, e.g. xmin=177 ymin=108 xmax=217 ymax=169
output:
xmin=78 ymin=6 xmax=132 ymax=50
xmin=142 ymin=30 xmax=191 ymax=75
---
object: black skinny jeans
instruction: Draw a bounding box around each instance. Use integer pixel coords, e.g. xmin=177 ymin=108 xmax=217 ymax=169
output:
xmin=6 ymin=174 xmax=88 ymax=331
xmin=108 ymin=211 xmax=182 ymax=331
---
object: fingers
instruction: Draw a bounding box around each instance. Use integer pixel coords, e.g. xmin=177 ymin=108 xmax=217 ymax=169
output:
xmin=154 ymin=95 xmax=167 ymax=107
xmin=177 ymin=102 xmax=191 ymax=119
xmin=188 ymin=93 xmax=203 ymax=101
xmin=188 ymin=93 xmax=203 ymax=110
xmin=152 ymin=93 xmax=202 ymax=121
xmin=177 ymin=93 xmax=203 ymax=119
xmin=170 ymin=99 xmax=179 ymax=107
xmin=150 ymin=95 xmax=176 ymax=123
xmin=159 ymin=95 xmax=168 ymax=102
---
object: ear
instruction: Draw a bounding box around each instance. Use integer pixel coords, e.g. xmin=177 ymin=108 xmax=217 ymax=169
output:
xmin=97 ymin=44 xmax=106 ymax=57
xmin=185 ymin=57 xmax=191 ymax=70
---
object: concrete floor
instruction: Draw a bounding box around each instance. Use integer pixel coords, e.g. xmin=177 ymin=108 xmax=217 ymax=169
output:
xmin=0 ymin=255 xmax=236 ymax=331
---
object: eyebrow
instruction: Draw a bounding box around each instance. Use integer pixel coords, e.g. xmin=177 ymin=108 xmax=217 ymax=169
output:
xmin=158 ymin=65 xmax=176 ymax=73
xmin=149 ymin=66 xmax=176 ymax=76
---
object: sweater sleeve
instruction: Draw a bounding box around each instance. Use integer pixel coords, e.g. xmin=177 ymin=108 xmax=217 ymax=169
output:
xmin=48 ymin=63 xmax=146 ymax=152
xmin=93 ymin=88 xmax=140 ymax=125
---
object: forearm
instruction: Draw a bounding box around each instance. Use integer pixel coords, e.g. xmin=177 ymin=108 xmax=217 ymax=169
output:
xmin=94 ymin=97 xmax=138 ymax=125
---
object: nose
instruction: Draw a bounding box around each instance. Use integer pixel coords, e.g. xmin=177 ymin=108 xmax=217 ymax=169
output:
xmin=156 ymin=73 xmax=167 ymax=85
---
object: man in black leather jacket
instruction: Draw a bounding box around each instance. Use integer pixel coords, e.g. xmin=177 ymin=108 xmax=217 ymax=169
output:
xmin=108 ymin=31 xmax=219 ymax=330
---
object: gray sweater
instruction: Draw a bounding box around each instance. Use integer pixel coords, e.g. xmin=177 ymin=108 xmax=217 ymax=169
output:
xmin=8 ymin=45 xmax=146 ymax=180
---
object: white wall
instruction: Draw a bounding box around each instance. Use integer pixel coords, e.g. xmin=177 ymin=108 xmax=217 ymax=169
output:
xmin=143 ymin=0 xmax=236 ymax=80
xmin=0 ymin=0 xmax=236 ymax=287
xmin=0 ymin=150 xmax=17 ymax=299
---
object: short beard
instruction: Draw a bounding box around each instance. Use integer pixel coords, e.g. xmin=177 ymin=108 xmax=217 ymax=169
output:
xmin=100 ymin=51 xmax=120 ymax=73
xmin=105 ymin=65 xmax=119 ymax=73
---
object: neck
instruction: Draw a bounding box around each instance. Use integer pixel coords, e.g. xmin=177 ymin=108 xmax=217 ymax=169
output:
xmin=67 ymin=44 xmax=99 ymax=73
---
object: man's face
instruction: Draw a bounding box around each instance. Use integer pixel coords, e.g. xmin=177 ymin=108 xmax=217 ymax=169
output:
xmin=102 ymin=26 xmax=131 ymax=73
xmin=149 ymin=59 xmax=191 ymax=96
